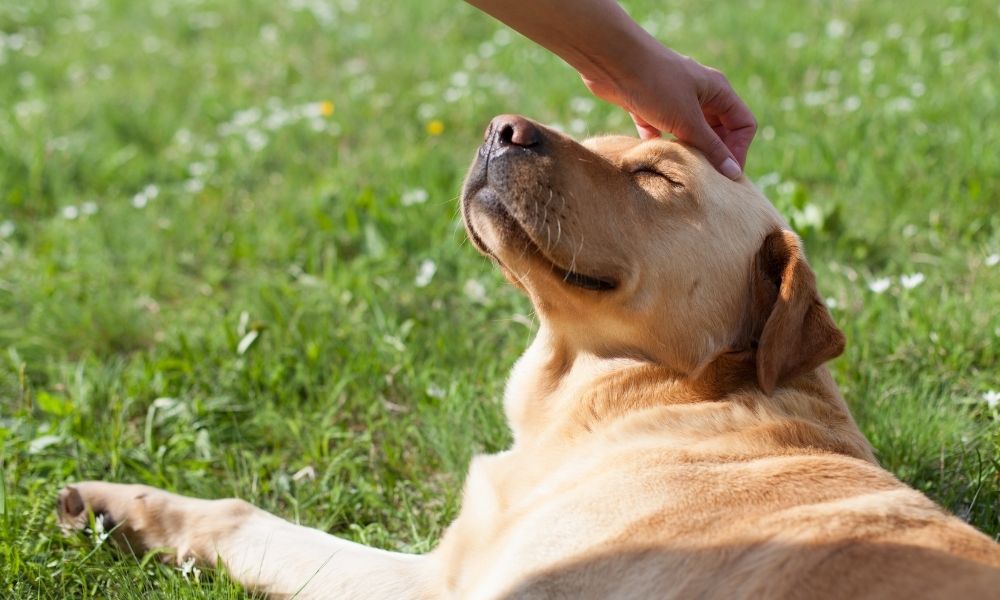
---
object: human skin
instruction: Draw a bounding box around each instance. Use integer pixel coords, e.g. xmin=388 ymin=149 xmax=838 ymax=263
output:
xmin=466 ymin=0 xmax=756 ymax=180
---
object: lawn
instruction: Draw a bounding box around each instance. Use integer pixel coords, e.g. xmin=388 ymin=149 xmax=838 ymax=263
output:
xmin=1 ymin=0 xmax=997 ymax=596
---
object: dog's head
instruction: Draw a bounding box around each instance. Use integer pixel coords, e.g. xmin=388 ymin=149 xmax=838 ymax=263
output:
xmin=461 ymin=115 xmax=844 ymax=395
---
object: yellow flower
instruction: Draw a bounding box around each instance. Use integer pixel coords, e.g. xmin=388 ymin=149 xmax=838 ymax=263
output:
xmin=426 ymin=119 xmax=444 ymax=136
xmin=319 ymin=101 xmax=334 ymax=117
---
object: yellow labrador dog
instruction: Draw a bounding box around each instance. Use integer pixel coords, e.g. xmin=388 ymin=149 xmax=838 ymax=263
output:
xmin=58 ymin=116 xmax=1000 ymax=598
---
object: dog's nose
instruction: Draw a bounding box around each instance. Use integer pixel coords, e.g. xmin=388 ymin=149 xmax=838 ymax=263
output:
xmin=486 ymin=115 xmax=541 ymax=149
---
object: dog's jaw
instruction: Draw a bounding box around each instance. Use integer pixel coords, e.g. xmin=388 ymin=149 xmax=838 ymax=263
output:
xmin=461 ymin=149 xmax=620 ymax=293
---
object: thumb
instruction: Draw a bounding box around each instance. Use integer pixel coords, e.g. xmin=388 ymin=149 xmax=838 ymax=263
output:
xmin=683 ymin=120 xmax=742 ymax=181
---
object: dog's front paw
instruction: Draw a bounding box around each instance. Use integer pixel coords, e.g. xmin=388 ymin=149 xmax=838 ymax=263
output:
xmin=57 ymin=481 xmax=188 ymax=560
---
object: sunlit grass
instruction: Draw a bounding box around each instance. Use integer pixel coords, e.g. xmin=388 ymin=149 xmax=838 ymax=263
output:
xmin=1 ymin=0 xmax=997 ymax=596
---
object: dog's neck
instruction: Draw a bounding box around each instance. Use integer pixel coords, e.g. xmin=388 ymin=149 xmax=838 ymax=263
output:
xmin=503 ymin=325 xmax=745 ymax=442
xmin=503 ymin=325 xmax=875 ymax=463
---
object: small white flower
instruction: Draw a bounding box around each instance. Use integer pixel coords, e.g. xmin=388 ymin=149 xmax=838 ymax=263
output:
xmin=900 ymin=273 xmax=925 ymax=289
xmin=184 ymin=179 xmax=204 ymax=194
xmin=478 ymin=41 xmax=496 ymax=58
xmin=81 ymin=201 xmax=98 ymax=215
xmin=132 ymin=192 xmax=148 ymax=208
xmin=933 ymin=34 xmax=953 ymax=49
xmin=309 ymin=117 xmax=326 ymax=132
xmin=142 ymin=36 xmax=162 ymax=53
xmin=569 ymin=97 xmax=595 ymax=114
xmin=787 ymin=32 xmax=808 ymax=48
xmin=232 ymin=107 xmax=262 ymax=127
xmin=244 ymin=129 xmax=268 ymax=152
xmin=985 ymin=253 xmax=999 ymax=267
xmin=858 ymin=58 xmax=875 ymax=79
xmin=47 ymin=137 xmax=71 ymax=152
xmin=492 ymin=29 xmax=512 ymax=46
xmin=886 ymin=97 xmax=915 ymax=113
xmin=984 ymin=391 xmax=1000 ymax=409
xmin=825 ymin=19 xmax=848 ymax=39
xmin=61 ymin=205 xmax=79 ymax=220
xmin=415 ymin=259 xmax=436 ymax=287
xmin=174 ymin=128 xmax=193 ymax=147
xmin=417 ymin=103 xmax=437 ymax=120
xmin=825 ymin=297 xmax=838 ymax=310
xmin=843 ymin=96 xmax=861 ymax=112
xmin=776 ymin=181 xmax=796 ymax=197
xmin=449 ymin=71 xmax=469 ymax=88
xmin=401 ymin=188 xmax=428 ymax=206
xmin=179 ymin=556 xmax=199 ymax=580
xmin=264 ymin=109 xmax=291 ymax=129
xmin=463 ymin=279 xmax=487 ymax=303
xmin=188 ymin=161 xmax=212 ymax=177
xmin=93 ymin=513 xmax=110 ymax=545
xmin=259 ymin=24 xmax=279 ymax=43
xmin=426 ymin=384 xmax=445 ymax=399
xmin=0 ymin=221 xmax=14 ymax=238
xmin=803 ymin=90 xmax=832 ymax=107
xmin=795 ymin=204 xmax=824 ymax=229
xmin=945 ymin=6 xmax=967 ymax=21
xmin=868 ymin=277 xmax=891 ymax=294
xmin=886 ymin=23 xmax=903 ymax=39
xmin=301 ymin=102 xmax=327 ymax=119
xmin=754 ymin=172 xmax=781 ymax=190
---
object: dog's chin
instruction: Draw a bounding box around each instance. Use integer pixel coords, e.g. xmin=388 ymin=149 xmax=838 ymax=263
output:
xmin=462 ymin=188 xmax=618 ymax=293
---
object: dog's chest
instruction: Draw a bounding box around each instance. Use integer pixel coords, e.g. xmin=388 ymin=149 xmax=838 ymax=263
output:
xmin=435 ymin=449 xmax=597 ymax=594
xmin=434 ymin=445 xmax=685 ymax=597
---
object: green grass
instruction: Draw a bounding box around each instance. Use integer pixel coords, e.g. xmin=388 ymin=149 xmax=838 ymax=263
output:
xmin=1 ymin=0 xmax=998 ymax=596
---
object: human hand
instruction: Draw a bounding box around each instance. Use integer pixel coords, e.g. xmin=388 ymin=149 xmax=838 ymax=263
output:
xmin=582 ymin=45 xmax=756 ymax=180
xmin=464 ymin=0 xmax=755 ymax=180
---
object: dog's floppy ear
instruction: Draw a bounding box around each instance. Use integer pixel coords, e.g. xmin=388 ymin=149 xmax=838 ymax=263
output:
xmin=749 ymin=230 xmax=845 ymax=395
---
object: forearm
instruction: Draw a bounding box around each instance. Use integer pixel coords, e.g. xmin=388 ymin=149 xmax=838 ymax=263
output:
xmin=466 ymin=0 xmax=664 ymax=84
xmin=467 ymin=0 xmax=756 ymax=174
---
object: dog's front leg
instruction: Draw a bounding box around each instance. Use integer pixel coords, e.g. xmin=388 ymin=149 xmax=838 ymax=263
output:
xmin=57 ymin=482 xmax=436 ymax=599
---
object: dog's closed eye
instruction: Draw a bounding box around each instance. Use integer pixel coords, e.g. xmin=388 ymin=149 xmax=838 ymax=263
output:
xmin=631 ymin=167 xmax=684 ymax=189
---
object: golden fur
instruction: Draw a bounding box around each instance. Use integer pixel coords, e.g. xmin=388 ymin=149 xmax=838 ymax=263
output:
xmin=58 ymin=115 xmax=1000 ymax=598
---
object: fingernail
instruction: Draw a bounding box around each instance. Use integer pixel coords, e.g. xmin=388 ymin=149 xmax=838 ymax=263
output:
xmin=720 ymin=157 xmax=742 ymax=180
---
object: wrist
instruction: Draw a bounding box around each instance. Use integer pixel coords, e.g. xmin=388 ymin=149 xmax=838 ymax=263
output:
xmin=575 ymin=22 xmax=664 ymax=90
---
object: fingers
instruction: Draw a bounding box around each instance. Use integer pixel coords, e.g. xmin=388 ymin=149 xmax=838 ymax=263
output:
xmin=629 ymin=112 xmax=661 ymax=140
xmin=711 ymin=102 xmax=756 ymax=170
xmin=631 ymin=78 xmax=754 ymax=179
xmin=701 ymin=76 xmax=757 ymax=169
xmin=679 ymin=116 xmax=743 ymax=180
